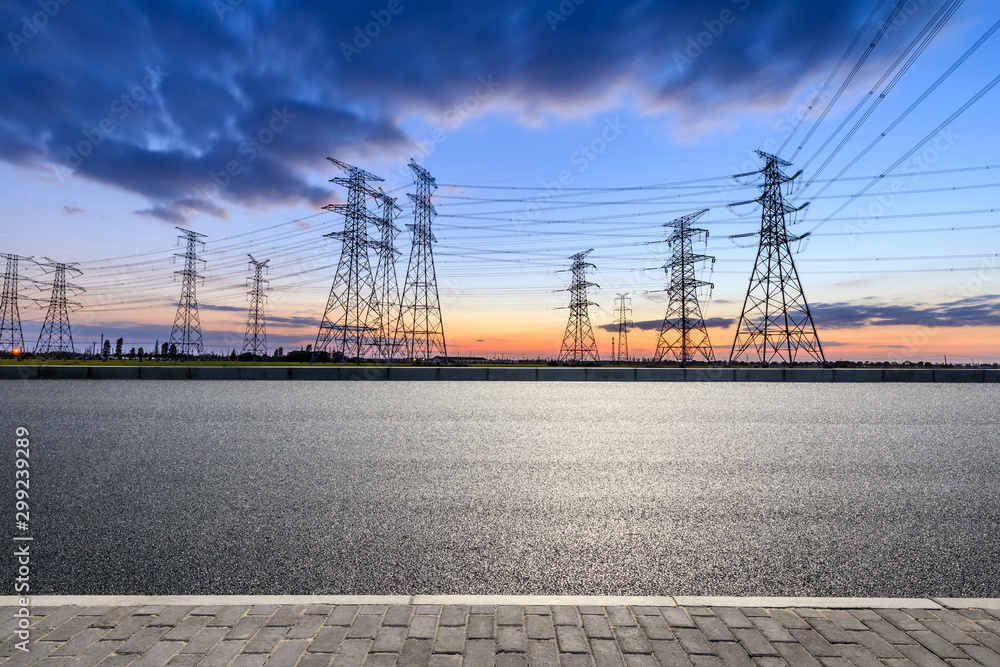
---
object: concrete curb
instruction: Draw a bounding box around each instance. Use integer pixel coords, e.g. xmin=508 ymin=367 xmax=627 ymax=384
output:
xmin=3 ymin=595 xmax=996 ymax=608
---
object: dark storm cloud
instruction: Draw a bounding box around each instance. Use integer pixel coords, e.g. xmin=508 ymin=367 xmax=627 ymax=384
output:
xmin=598 ymin=316 xmax=735 ymax=332
xmin=1 ymin=0 xmax=875 ymax=222
xmin=813 ymin=296 xmax=1000 ymax=329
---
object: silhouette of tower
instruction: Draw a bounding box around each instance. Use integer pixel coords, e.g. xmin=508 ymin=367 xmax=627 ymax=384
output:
xmin=34 ymin=258 xmax=84 ymax=355
xmin=655 ymin=209 xmax=716 ymax=366
xmin=243 ymin=254 xmax=269 ymax=358
xmin=315 ymin=158 xmax=383 ymax=362
xmin=614 ymin=293 xmax=632 ymax=363
xmin=730 ymin=151 xmax=825 ymax=365
xmin=169 ymin=228 xmax=207 ymax=357
xmin=557 ymin=249 xmax=600 ymax=364
xmin=372 ymin=189 xmax=403 ymax=362
xmin=0 ymin=253 xmax=32 ymax=353
xmin=399 ymin=159 xmax=447 ymax=361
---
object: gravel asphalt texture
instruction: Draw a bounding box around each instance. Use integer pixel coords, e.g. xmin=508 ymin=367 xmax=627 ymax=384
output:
xmin=1 ymin=380 xmax=997 ymax=596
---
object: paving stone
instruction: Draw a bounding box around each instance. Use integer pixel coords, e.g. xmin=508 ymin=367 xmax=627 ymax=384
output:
xmin=116 ymin=626 xmax=170 ymax=654
xmin=908 ymin=631 xmax=967 ymax=659
xmin=614 ymin=626 xmax=652 ymax=654
xmin=834 ymin=643 xmax=885 ymax=667
xmin=712 ymin=608 xmax=753 ymax=630
xmin=415 ymin=605 xmax=442 ymax=615
xmin=297 ymin=654 xmax=335 ymax=667
xmin=149 ymin=606 xmax=195 ymax=627
xmin=430 ymin=656 xmax=461 ymax=667
xmin=333 ymin=639 xmax=373 ymax=667
xmin=471 ymin=605 xmax=496 ymax=614
xmin=687 ymin=608 xmax=715 ymax=617
xmin=41 ymin=616 xmax=94 ymax=642
xmin=931 ymin=610 xmax=981 ymax=632
xmin=955 ymin=609 xmax=992 ymax=621
xmin=179 ymin=627 xmax=228 ymax=654
xmin=922 ymin=620 xmax=977 ymax=645
xmin=820 ymin=610 xmax=868 ymax=632
xmin=748 ymin=617 xmax=794 ymax=643
xmin=346 ymin=613 xmax=381 ymax=639
xmin=199 ymin=640 xmax=247 ymax=667
xmin=974 ymin=631 xmax=1000 ymax=654
xmin=556 ymin=626 xmax=589 ymax=654
xmin=433 ymin=626 xmax=466 ymax=654
xmin=849 ymin=610 xmax=881 ymax=621
xmin=526 ymin=606 xmax=551 ymax=616
xmin=309 ymin=626 xmax=349 ymax=653
xmin=768 ymin=609 xmax=810 ymax=630
xmin=673 ymin=628 xmax=715 ymax=655
xmin=207 ymin=606 xmax=250 ymax=627
xmin=327 ymin=606 xmax=360 ymax=626
xmin=287 ymin=613 xmax=327 ymax=640
xmin=560 ymin=655 xmax=596 ymax=667
xmin=789 ymin=628 xmax=841 ymax=658
xmin=738 ymin=608 xmax=769 ymax=618
xmin=163 ymin=616 xmax=208 ymax=641
xmin=360 ymin=605 xmax=388 ymax=616
xmin=384 ymin=606 xmax=415 ymax=627
xmin=468 ymin=614 xmax=496 ymax=639
xmin=166 ymin=654 xmax=204 ymax=665
xmin=750 ymin=659 xmax=788 ymax=667
xmin=714 ymin=641 xmax=755 ymax=667
xmin=583 ymin=615 xmax=615 ymax=640
xmin=896 ymin=643 xmax=954 ymax=667
xmin=624 ymin=655 xmax=660 ymax=667
xmin=580 ymin=607 xmax=606 ymax=615
xmin=192 ymin=606 xmax=223 ymax=616
xmin=100 ymin=614 xmax=151 ymax=642
xmin=903 ymin=609 xmax=941 ymax=621
xmin=848 ymin=630 xmax=906 ymax=659
xmin=694 ymin=615 xmax=736 ymax=642
xmin=607 ymin=607 xmax=638 ymax=627
xmin=225 ymin=615 xmax=267 ymax=641
xmin=249 ymin=605 xmax=278 ymax=616
xmin=264 ymin=639 xmax=309 ymax=665
xmin=660 ymin=608 xmax=696 ymax=629
xmin=631 ymin=607 xmax=659 ymax=617
xmin=527 ymin=639 xmax=561 ymax=666
xmin=879 ymin=610 xmax=927 ymax=632
xmin=774 ymin=642 xmax=823 ymax=666
xmin=731 ymin=628 xmax=778 ymax=657
xmin=406 ymin=614 xmax=438 ymax=639
xmin=243 ymin=626 xmax=287 ymax=653
xmin=465 ymin=638 xmax=497 ymax=665
xmin=439 ymin=605 xmax=469 ymax=627
xmin=76 ymin=607 xmax=112 ymax=617
xmin=527 ymin=614 xmax=556 ymax=640
xmin=553 ymin=606 xmax=581 ymax=627
xmin=371 ymin=625 xmax=407 ymax=653
xmin=363 ymin=654 xmax=398 ymax=667
xmin=232 ymin=655 xmax=268 ymax=667
xmin=397 ymin=638 xmax=433 ymax=667
xmin=590 ymin=639 xmax=627 ymax=667
xmin=689 ymin=656 xmax=723 ymax=667
xmin=806 ymin=618 xmax=855 ymax=644
xmin=305 ymin=605 xmax=334 ymax=616
xmin=498 ymin=626 xmax=527 ymax=653
xmin=817 ymin=658 xmax=850 ymax=667
xmin=65 ymin=640 xmax=121 ymax=666
xmin=959 ymin=644 xmax=1000 ymax=667
xmin=496 ymin=655 xmax=525 ymax=667
xmin=266 ymin=605 xmax=306 ymax=626
xmin=136 ymin=606 xmax=167 ymax=616
xmin=49 ymin=627 xmax=105 ymax=655
xmin=498 ymin=606 xmax=524 ymax=626
xmin=131 ymin=640 xmax=183 ymax=666
xmin=636 ymin=614 xmax=673 ymax=641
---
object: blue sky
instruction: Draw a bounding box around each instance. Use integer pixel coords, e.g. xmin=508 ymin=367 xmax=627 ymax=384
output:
xmin=1 ymin=0 xmax=999 ymax=360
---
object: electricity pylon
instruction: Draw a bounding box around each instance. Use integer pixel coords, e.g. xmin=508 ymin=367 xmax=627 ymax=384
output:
xmin=169 ymin=228 xmax=207 ymax=357
xmin=557 ymin=249 xmax=600 ymax=364
xmin=614 ymin=293 xmax=632 ymax=363
xmin=730 ymin=150 xmax=824 ymax=365
xmin=654 ymin=209 xmax=717 ymax=366
xmin=399 ymin=159 xmax=447 ymax=361
xmin=242 ymin=254 xmax=269 ymax=359
xmin=0 ymin=254 xmax=33 ymax=353
xmin=315 ymin=158 xmax=383 ymax=363
xmin=33 ymin=258 xmax=84 ymax=355
xmin=371 ymin=189 xmax=403 ymax=362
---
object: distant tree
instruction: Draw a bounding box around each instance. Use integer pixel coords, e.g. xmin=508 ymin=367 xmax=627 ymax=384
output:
xmin=169 ymin=343 xmax=177 ymax=358
xmin=115 ymin=338 xmax=124 ymax=359
xmin=161 ymin=342 xmax=169 ymax=358
xmin=127 ymin=347 xmax=136 ymax=359
xmin=102 ymin=339 xmax=112 ymax=359
xmin=229 ymin=349 xmax=237 ymax=361
xmin=306 ymin=344 xmax=312 ymax=353
xmin=273 ymin=346 xmax=284 ymax=359
xmin=152 ymin=340 xmax=159 ymax=359
xmin=137 ymin=347 xmax=145 ymax=361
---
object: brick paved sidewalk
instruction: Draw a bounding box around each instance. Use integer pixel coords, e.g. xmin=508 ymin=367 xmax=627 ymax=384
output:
xmin=3 ymin=600 xmax=1000 ymax=666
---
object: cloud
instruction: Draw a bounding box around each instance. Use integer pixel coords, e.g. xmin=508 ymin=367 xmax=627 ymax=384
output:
xmin=199 ymin=304 xmax=317 ymax=328
xmin=813 ymin=297 xmax=1000 ymax=329
xmin=599 ymin=316 xmax=735 ymax=332
xmin=63 ymin=205 xmax=84 ymax=215
xmin=0 ymin=0 xmax=880 ymax=221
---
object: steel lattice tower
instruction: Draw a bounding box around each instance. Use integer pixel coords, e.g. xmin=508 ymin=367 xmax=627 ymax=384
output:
xmin=0 ymin=254 xmax=32 ymax=353
xmin=730 ymin=151 xmax=825 ymax=365
xmin=315 ymin=158 xmax=384 ymax=363
xmin=243 ymin=254 xmax=269 ymax=358
xmin=169 ymin=228 xmax=207 ymax=357
xmin=655 ymin=209 xmax=717 ymax=366
xmin=372 ymin=190 xmax=403 ymax=362
xmin=399 ymin=159 xmax=447 ymax=361
xmin=557 ymin=249 xmax=600 ymax=364
xmin=34 ymin=258 xmax=84 ymax=355
xmin=614 ymin=293 xmax=632 ymax=363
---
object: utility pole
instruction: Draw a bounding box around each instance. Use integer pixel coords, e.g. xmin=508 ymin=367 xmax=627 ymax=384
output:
xmin=399 ymin=159 xmax=447 ymax=361
xmin=614 ymin=293 xmax=632 ymax=364
xmin=372 ymin=189 xmax=403 ymax=363
xmin=730 ymin=151 xmax=825 ymax=365
xmin=33 ymin=258 xmax=84 ymax=355
xmin=557 ymin=249 xmax=600 ymax=364
xmin=242 ymin=254 xmax=269 ymax=359
xmin=169 ymin=228 xmax=207 ymax=357
xmin=0 ymin=253 xmax=33 ymax=354
xmin=654 ymin=209 xmax=716 ymax=367
xmin=315 ymin=158 xmax=383 ymax=363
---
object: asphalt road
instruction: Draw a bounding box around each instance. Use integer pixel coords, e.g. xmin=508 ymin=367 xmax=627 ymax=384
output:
xmin=1 ymin=380 xmax=997 ymax=596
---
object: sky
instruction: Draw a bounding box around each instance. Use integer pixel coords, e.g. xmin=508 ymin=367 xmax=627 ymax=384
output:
xmin=1 ymin=0 xmax=999 ymax=362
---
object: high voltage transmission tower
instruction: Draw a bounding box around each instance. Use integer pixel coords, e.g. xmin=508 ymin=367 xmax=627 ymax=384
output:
xmin=614 ymin=293 xmax=632 ymax=363
xmin=400 ymin=159 xmax=447 ymax=361
xmin=243 ymin=254 xmax=269 ymax=359
xmin=372 ymin=189 xmax=403 ymax=362
xmin=730 ymin=151 xmax=825 ymax=365
xmin=169 ymin=228 xmax=207 ymax=357
xmin=557 ymin=249 xmax=600 ymax=364
xmin=0 ymin=253 xmax=33 ymax=354
xmin=33 ymin=258 xmax=84 ymax=355
xmin=654 ymin=209 xmax=717 ymax=366
xmin=315 ymin=158 xmax=384 ymax=363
